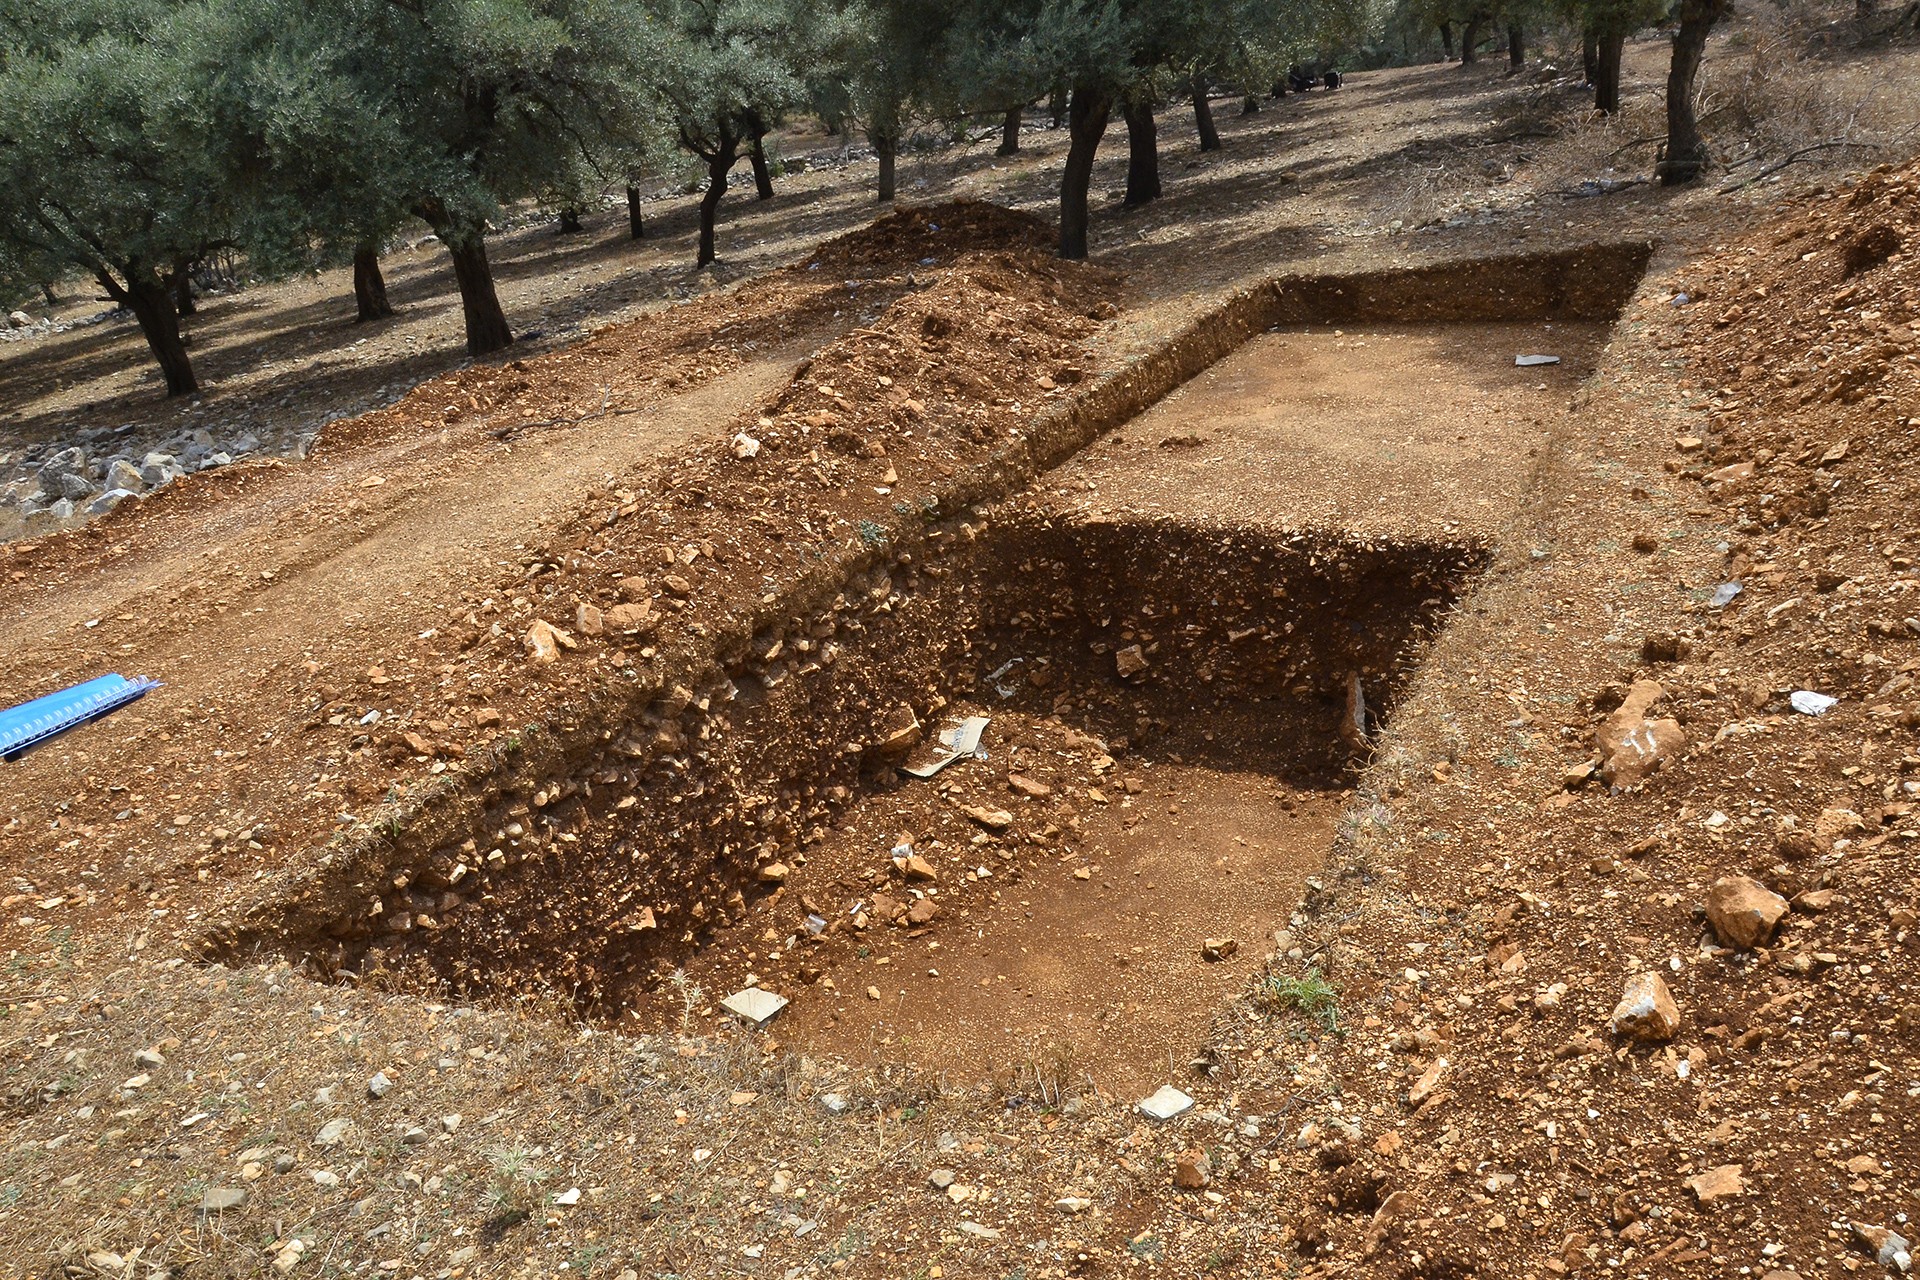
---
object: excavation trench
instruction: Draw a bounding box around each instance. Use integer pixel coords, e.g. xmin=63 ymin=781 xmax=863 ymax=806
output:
xmin=280 ymin=516 xmax=1483 ymax=1085
xmin=211 ymin=238 xmax=1649 ymax=1087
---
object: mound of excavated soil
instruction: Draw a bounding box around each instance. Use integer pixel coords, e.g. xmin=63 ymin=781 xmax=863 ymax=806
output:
xmin=1233 ymin=158 xmax=1918 ymax=1275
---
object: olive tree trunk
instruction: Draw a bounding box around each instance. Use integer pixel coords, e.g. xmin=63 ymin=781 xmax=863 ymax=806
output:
xmin=417 ymin=199 xmax=512 ymax=356
xmin=1122 ymin=97 xmax=1160 ymax=205
xmin=97 ymin=265 xmax=197 ymax=396
xmin=997 ymin=106 xmax=1022 ymax=155
xmin=873 ymin=129 xmax=897 ymax=202
xmin=626 ymin=185 xmax=645 ymax=240
xmin=1595 ymin=29 xmax=1626 ymax=112
xmin=1507 ymin=24 xmax=1525 ymax=67
xmin=352 ymin=246 xmax=393 ymax=322
xmin=747 ymin=130 xmax=775 ymax=200
xmin=698 ymin=143 xmax=737 ymax=266
xmin=1191 ymin=76 xmax=1220 ymax=151
xmin=1058 ymin=85 xmax=1112 ymax=261
xmin=1656 ymin=0 xmax=1732 ymax=184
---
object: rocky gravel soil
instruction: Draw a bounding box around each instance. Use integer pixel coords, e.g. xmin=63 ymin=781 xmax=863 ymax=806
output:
xmin=2 ymin=39 xmax=1919 ymax=1280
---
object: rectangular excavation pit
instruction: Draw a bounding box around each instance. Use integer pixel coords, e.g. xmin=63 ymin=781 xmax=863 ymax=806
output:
xmin=258 ymin=513 xmax=1484 ymax=1089
xmin=211 ymin=241 xmax=1651 ymax=1088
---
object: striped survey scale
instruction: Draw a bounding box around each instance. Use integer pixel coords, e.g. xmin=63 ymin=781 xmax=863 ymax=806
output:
xmin=0 ymin=674 xmax=162 ymax=761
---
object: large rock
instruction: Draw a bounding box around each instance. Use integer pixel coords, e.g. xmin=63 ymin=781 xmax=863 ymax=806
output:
xmin=139 ymin=452 xmax=183 ymax=487
xmin=104 ymin=459 xmax=146 ymax=492
xmin=1595 ymin=680 xmax=1686 ymax=788
xmin=37 ymin=446 xmax=87 ymax=483
xmin=1609 ymin=972 xmax=1680 ymax=1041
xmin=57 ymin=471 xmax=95 ymax=501
xmin=1704 ymin=876 xmax=1789 ymax=949
xmin=6 ymin=309 xmax=33 ymax=329
xmin=88 ymin=488 xmax=136 ymax=516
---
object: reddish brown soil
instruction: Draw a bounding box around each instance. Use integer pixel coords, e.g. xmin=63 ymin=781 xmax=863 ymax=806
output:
xmin=3 ymin=47 xmax=1919 ymax=1280
xmin=654 ymin=709 xmax=1343 ymax=1095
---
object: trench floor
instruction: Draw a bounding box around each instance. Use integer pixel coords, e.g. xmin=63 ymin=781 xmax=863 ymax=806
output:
xmin=640 ymin=709 xmax=1342 ymax=1094
xmin=1044 ymin=319 xmax=1611 ymax=539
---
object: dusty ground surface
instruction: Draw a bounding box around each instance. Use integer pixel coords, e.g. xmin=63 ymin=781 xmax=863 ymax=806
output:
xmin=2 ymin=18 xmax=1920 ymax=1280
xmin=1044 ymin=321 xmax=1609 ymax=541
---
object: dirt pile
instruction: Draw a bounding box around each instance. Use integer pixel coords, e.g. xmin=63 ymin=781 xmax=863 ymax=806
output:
xmin=1231 ymin=159 xmax=1918 ymax=1276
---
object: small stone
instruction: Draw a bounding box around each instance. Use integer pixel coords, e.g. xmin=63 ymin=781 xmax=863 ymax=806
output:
xmin=820 ymin=1092 xmax=850 ymax=1114
xmin=663 ymin=573 xmax=693 ymax=597
xmin=1114 ymin=644 xmax=1149 ymax=678
xmin=1407 ymin=1056 xmax=1449 ymax=1106
xmin=272 ymin=1239 xmax=307 ymax=1273
xmin=870 ymin=703 xmax=922 ymax=757
xmin=1686 ymin=1163 xmax=1745 ymax=1204
xmin=366 ymin=1071 xmax=394 ymax=1099
xmin=1008 ymin=773 xmax=1053 ymax=798
xmin=1792 ymin=889 xmax=1834 ymax=912
xmin=958 ymin=804 xmax=1013 ymax=830
xmin=1594 ymin=680 xmax=1685 ymax=788
xmin=901 ymin=854 xmax=938 ymax=881
xmin=928 ymin=1168 xmax=957 ymax=1190
xmin=757 ymin=861 xmax=791 ymax=884
xmin=1173 ymin=1147 xmax=1212 ymax=1189
xmin=314 ymin=1118 xmax=352 ymax=1148
xmin=441 ymin=1114 xmax=462 ymax=1134
xmin=311 ymin=1169 xmax=340 ymax=1187
xmin=574 ymin=602 xmax=604 ymax=636
xmin=957 ymin=1222 xmax=1001 ymax=1240
xmin=605 ymin=602 xmax=656 ymax=634
xmin=523 ymin=620 xmax=574 ymax=665
xmin=719 ymin=987 xmax=789 ymax=1026
xmin=1138 ymin=1085 xmax=1194 ymax=1121
xmin=1609 ymin=972 xmax=1680 ymax=1041
xmin=199 ymin=1186 xmax=246 ymax=1213
xmin=867 ymin=985 xmax=883 ymax=1001
xmin=401 ymin=1126 xmax=429 ymax=1145
xmin=1200 ymin=937 xmax=1238 ymax=962
xmin=1852 ymin=1222 xmax=1913 ymax=1272
xmin=134 ymin=1048 xmax=166 ymax=1069
xmin=1056 ymin=1195 xmax=1093 ymax=1214
xmin=1704 ymin=876 xmax=1789 ymax=949
xmin=617 ymin=575 xmax=651 ymax=602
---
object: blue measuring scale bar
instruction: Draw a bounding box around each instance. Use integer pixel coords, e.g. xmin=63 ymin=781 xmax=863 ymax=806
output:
xmin=0 ymin=674 xmax=162 ymax=760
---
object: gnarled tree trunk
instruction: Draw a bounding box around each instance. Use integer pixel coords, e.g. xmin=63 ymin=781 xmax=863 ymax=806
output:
xmin=1595 ymin=29 xmax=1626 ymax=112
xmin=169 ymin=260 xmax=196 ymax=317
xmin=1439 ymin=21 xmax=1455 ymax=59
xmin=747 ymin=122 xmax=775 ymax=201
xmin=626 ymin=185 xmax=645 ymax=240
xmin=698 ymin=139 xmax=738 ymax=267
xmin=1191 ymin=76 xmax=1220 ymax=151
xmin=1460 ymin=14 xmax=1484 ymax=63
xmin=353 ymin=246 xmax=393 ymax=322
xmin=417 ymin=199 xmax=512 ymax=356
xmin=557 ymin=207 xmax=583 ymax=234
xmin=1582 ymin=27 xmax=1600 ymax=82
xmin=97 ymin=265 xmax=197 ymax=396
xmin=1656 ymin=0 xmax=1732 ymax=184
xmin=1508 ymin=23 xmax=1525 ymax=67
xmin=997 ymin=106 xmax=1022 ymax=155
xmin=1122 ymin=97 xmax=1160 ymax=205
xmin=1058 ymin=84 xmax=1112 ymax=260
xmin=873 ymin=128 xmax=897 ymax=202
